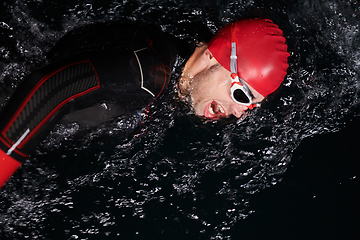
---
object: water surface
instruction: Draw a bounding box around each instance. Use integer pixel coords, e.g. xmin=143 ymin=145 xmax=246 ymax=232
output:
xmin=1 ymin=0 xmax=359 ymax=239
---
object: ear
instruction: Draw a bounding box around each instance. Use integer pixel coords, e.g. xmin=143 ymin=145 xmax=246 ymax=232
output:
xmin=204 ymin=48 xmax=214 ymax=59
xmin=183 ymin=44 xmax=219 ymax=76
xmin=204 ymin=48 xmax=218 ymax=65
xmin=193 ymin=48 xmax=218 ymax=74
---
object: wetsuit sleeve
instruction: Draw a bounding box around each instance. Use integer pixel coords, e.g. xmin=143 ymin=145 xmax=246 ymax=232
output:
xmin=0 ymin=60 xmax=100 ymax=188
xmin=0 ymin=22 xmax=177 ymax=189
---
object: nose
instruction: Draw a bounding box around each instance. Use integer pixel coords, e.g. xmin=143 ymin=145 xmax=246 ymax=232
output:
xmin=230 ymin=103 xmax=248 ymax=118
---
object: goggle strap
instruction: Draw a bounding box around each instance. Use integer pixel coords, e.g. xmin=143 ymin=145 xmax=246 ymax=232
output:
xmin=230 ymin=42 xmax=237 ymax=74
xmin=230 ymin=22 xmax=237 ymax=74
xmin=230 ymin=24 xmax=251 ymax=94
xmin=248 ymin=103 xmax=257 ymax=110
xmin=248 ymin=102 xmax=261 ymax=109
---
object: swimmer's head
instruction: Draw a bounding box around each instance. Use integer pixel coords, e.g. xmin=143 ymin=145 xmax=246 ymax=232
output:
xmin=207 ymin=18 xmax=290 ymax=97
xmin=179 ymin=18 xmax=290 ymax=120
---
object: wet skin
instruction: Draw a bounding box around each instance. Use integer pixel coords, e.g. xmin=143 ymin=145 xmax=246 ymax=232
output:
xmin=189 ymin=63 xmax=265 ymax=120
xmin=179 ymin=44 xmax=264 ymax=120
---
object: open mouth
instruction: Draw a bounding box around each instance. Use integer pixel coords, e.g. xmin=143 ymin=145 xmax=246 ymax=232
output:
xmin=204 ymin=101 xmax=227 ymax=120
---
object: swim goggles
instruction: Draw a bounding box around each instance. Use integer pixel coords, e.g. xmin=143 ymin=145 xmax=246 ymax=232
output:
xmin=230 ymin=30 xmax=260 ymax=110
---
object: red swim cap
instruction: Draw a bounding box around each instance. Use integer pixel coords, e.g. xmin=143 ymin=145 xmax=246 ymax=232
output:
xmin=207 ymin=18 xmax=290 ymax=97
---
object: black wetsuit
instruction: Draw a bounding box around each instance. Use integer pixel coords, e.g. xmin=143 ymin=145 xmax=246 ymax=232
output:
xmin=0 ymin=22 xmax=179 ymax=187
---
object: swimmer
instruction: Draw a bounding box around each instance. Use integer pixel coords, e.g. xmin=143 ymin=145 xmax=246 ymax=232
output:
xmin=179 ymin=18 xmax=289 ymax=119
xmin=0 ymin=18 xmax=289 ymax=188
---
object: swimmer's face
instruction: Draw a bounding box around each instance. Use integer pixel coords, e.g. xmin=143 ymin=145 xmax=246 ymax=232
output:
xmin=180 ymin=63 xmax=264 ymax=120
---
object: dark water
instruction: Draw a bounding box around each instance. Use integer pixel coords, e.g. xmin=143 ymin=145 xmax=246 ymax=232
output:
xmin=1 ymin=0 xmax=359 ymax=239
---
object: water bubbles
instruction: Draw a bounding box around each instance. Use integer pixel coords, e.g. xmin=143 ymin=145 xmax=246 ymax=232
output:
xmin=188 ymin=213 xmax=199 ymax=220
xmin=1 ymin=0 xmax=360 ymax=239
xmin=0 ymin=22 xmax=13 ymax=30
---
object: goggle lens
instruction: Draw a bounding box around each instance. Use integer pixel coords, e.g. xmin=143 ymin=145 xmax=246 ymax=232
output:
xmin=230 ymin=76 xmax=252 ymax=106
xmin=232 ymin=88 xmax=251 ymax=104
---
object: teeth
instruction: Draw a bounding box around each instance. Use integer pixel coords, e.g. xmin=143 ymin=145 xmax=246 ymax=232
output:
xmin=219 ymin=105 xmax=225 ymax=113
xmin=208 ymin=102 xmax=225 ymax=115
xmin=209 ymin=104 xmax=215 ymax=114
